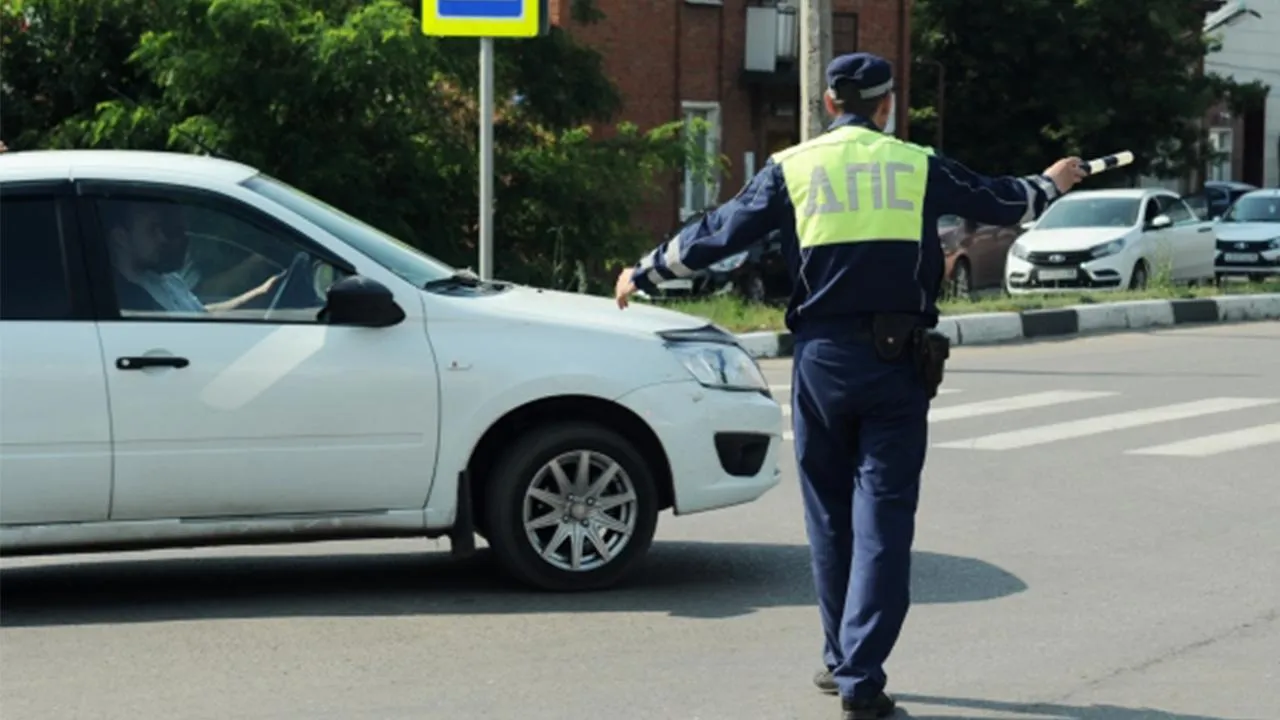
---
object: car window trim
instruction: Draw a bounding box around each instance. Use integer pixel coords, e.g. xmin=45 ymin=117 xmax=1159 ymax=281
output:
xmin=73 ymin=179 xmax=357 ymax=326
xmin=0 ymin=180 xmax=96 ymax=322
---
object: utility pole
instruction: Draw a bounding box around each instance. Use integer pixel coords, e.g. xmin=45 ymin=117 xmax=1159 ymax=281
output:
xmin=799 ymin=0 xmax=832 ymax=142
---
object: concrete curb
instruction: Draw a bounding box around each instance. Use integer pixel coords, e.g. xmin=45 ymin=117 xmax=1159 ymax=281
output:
xmin=734 ymin=293 xmax=1280 ymax=359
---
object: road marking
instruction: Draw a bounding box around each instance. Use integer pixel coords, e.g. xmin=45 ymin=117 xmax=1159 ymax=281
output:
xmin=928 ymin=390 xmax=1115 ymax=423
xmin=934 ymin=397 xmax=1279 ymax=451
xmin=1126 ymin=422 xmax=1280 ymax=457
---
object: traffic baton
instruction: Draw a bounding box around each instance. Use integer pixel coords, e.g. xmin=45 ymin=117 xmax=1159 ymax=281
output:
xmin=1079 ymin=151 xmax=1134 ymax=176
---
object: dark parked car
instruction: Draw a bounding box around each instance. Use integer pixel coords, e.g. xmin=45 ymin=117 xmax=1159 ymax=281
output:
xmin=1183 ymin=180 xmax=1258 ymax=221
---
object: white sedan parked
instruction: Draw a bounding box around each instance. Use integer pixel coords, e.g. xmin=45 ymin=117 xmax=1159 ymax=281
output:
xmin=0 ymin=150 xmax=784 ymax=591
xmin=1004 ymin=188 xmax=1217 ymax=294
xmin=1214 ymin=188 xmax=1280 ymax=281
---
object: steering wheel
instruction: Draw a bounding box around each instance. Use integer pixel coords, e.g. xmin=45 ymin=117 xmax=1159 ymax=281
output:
xmin=263 ymin=251 xmax=311 ymax=321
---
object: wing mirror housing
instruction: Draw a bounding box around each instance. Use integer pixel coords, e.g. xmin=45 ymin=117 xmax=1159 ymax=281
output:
xmin=1019 ymin=221 xmax=1036 ymax=231
xmin=1148 ymin=214 xmax=1173 ymax=231
xmin=319 ymin=275 xmax=405 ymax=327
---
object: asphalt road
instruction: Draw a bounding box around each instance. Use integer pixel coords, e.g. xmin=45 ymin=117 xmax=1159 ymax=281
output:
xmin=3 ymin=322 xmax=1279 ymax=720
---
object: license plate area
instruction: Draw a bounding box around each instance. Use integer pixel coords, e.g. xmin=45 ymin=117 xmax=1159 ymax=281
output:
xmin=1223 ymin=252 xmax=1259 ymax=263
xmin=1036 ymin=268 xmax=1078 ymax=281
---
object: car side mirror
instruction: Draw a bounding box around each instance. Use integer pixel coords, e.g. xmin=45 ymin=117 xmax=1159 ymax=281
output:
xmin=1148 ymin=214 xmax=1173 ymax=230
xmin=319 ymin=275 xmax=405 ymax=327
xmin=1019 ymin=221 xmax=1035 ymax=231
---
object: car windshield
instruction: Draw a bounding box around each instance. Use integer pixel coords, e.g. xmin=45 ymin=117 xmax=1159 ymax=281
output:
xmin=1034 ymin=197 xmax=1141 ymax=229
xmin=1221 ymin=196 xmax=1280 ymax=223
xmin=242 ymin=173 xmax=456 ymax=287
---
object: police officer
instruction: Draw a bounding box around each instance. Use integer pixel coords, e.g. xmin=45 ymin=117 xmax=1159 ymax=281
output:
xmin=615 ymin=52 xmax=1085 ymax=719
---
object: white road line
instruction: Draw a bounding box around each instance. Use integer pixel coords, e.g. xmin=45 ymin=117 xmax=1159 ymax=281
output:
xmin=934 ymin=397 xmax=1279 ymax=451
xmin=928 ymin=390 xmax=1116 ymax=423
xmin=1126 ymin=422 xmax=1280 ymax=457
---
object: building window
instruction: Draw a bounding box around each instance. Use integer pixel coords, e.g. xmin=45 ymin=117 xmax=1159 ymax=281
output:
xmin=681 ymin=101 xmax=722 ymax=220
xmin=833 ymin=12 xmax=858 ymax=55
xmin=1208 ymin=127 xmax=1233 ymax=182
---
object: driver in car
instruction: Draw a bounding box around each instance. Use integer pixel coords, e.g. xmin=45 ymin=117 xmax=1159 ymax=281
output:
xmin=101 ymin=199 xmax=279 ymax=314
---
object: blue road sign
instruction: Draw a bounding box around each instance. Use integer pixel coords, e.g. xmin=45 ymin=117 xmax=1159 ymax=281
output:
xmin=423 ymin=0 xmax=549 ymax=37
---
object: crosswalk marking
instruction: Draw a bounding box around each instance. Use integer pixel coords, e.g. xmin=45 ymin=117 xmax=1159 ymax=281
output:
xmin=1126 ymin=422 xmax=1280 ymax=457
xmin=934 ymin=397 xmax=1279 ymax=451
xmin=927 ymin=390 xmax=1115 ymax=423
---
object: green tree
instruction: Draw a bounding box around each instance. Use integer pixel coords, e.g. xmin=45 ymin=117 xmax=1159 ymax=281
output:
xmin=0 ymin=0 xmax=712 ymax=291
xmin=908 ymin=0 xmax=1267 ymax=185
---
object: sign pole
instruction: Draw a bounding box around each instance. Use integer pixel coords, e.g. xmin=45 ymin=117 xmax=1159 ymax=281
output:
xmin=423 ymin=0 xmax=548 ymax=283
xmin=478 ymin=36 xmax=495 ymax=281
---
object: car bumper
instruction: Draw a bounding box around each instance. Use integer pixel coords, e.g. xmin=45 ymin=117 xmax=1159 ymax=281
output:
xmin=615 ymin=380 xmax=784 ymax=516
xmin=1215 ymin=247 xmax=1280 ymax=274
xmin=1004 ymin=253 xmax=1128 ymax=294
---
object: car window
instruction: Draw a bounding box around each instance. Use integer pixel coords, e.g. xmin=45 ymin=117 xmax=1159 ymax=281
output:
xmin=91 ymin=194 xmax=351 ymax=322
xmin=1036 ymin=197 xmax=1141 ymax=229
xmin=1181 ymin=193 xmax=1209 ymax=220
xmin=1221 ymin=195 xmax=1280 ymax=223
xmin=0 ymin=194 xmax=75 ymax=321
xmin=242 ymin=173 xmax=456 ymax=288
xmin=1158 ymin=196 xmax=1194 ymax=224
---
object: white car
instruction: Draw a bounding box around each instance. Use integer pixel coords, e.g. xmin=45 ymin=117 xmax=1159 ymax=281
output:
xmin=1004 ymin=188 xmax=1217 ymax=294
xmin=0 ymin=150 xmax=784 ymax=591
xmin=1213 ymin=188 xmax=1280 ymax=281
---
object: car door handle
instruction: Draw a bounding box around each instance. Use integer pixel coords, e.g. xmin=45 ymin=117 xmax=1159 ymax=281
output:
xmin=116 ymin=356 xmax=190 ymax=370
xmin=1197 ymin=227 xmax=1213 ymax=233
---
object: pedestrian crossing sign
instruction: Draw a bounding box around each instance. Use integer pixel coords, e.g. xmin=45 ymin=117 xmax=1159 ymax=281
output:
xmin=422 ymin=0 xmax=550 ymax=38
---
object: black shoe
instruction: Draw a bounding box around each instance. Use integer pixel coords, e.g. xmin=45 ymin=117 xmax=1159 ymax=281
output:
xmin=813 ymin=669 xmax=837 ymax=695
xmin=841 ymin=692 xmax=896 ymax=720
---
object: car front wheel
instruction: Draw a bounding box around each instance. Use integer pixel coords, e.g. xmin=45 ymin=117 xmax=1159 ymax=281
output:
xmin=483 ymin=422 xmax=660 ymax=591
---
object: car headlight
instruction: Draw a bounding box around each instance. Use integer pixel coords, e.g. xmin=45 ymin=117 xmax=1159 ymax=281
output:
xmin=1010 ymin=242 xmax=1030 ymax=260
xmin=1267 ymin=237 xmax=1280 ymax=250
xmin=709 ymin=251 xmax=748 ymax=273
xmin=1090 ymin=238 xmax=1127 ymax=258
xmin=668 ymin=342 xmax=768 ymax=392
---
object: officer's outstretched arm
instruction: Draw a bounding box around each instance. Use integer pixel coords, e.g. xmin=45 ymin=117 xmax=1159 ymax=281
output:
xmin=928 ymin=154 xmax=1062 ymax=228
xmin=629 ymin=163 xmax=790 ymax=295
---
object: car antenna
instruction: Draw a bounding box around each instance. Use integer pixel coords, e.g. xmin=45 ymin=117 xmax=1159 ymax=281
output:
xmin=105 ymin=85 xmax=235 ymax=161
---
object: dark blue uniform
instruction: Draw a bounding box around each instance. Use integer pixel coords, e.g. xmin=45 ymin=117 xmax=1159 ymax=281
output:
xmin=627 ymin=53 xmax=1064 ymax=714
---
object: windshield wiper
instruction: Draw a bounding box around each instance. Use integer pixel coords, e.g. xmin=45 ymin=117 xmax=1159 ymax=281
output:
xmin=422 ymin=269 xmax=512 ymax=291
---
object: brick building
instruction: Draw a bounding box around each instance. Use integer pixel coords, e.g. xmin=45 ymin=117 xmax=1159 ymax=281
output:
xmin=549 ymin=0 xmax=912 ymax=238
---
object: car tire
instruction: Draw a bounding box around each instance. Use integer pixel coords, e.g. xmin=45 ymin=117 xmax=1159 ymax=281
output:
xmin=483 ymin=422 xmax=660 ymax=592
xmin=1129 ymin=261 xmax=1149 ymax=290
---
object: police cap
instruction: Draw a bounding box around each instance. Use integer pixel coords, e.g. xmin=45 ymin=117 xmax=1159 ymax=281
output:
xmin=826 ymin=52 xmax=894 ymax=100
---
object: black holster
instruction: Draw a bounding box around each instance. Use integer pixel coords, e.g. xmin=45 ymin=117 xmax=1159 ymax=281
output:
xmin=870 ymin=313 xmax=951 ymax=399
xmin=911 ymin=327 xmax=951 ymax=399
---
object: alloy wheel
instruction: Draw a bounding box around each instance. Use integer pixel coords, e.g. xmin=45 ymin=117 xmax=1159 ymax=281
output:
xmin=522 ymin=450 xmax=639 ymax=572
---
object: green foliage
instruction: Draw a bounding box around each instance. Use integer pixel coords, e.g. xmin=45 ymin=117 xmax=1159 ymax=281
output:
xmin=909 ymin=0 xmax=1262 ymax=184
xmin=1 ymin=0 xmax=710 ymax=292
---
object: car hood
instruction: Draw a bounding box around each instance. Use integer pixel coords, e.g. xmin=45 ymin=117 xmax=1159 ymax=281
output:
xmin=469 ymin=284 xmax=712 ymax=336
xmin=1018 ymin=227 xmax=1133 ymax=251
xmin=1215 ymin=222 xmax=1280 ymax=242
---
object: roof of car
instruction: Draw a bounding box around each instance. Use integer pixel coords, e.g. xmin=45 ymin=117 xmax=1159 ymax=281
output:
xmin=1239 ymin=188 xmax=1280 ymax=198
xmin=1205 ymin=180 xmax=1257 ymax=190
xmin=0 ymin=149 xmax=260 ymax=184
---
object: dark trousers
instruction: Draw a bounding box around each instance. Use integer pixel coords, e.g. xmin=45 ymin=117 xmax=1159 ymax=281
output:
xmin=791 ymin=330 xmax=929 ymax=701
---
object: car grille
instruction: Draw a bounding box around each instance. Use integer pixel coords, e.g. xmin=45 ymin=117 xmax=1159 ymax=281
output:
xmin=1025 ymin=250 xmax=1095 ymax=266
xmin=1216 ymin=240 xmax=1275 ymax=251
